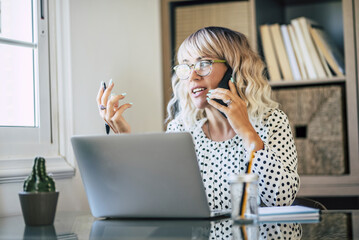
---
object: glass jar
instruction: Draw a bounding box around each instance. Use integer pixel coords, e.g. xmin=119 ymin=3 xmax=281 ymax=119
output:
xmin=229 ymin=173 xmax=259 ymax=224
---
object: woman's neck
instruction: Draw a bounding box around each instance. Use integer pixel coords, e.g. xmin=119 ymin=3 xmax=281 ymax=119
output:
xmin=204 ymin=107 xmax=236 ymax=141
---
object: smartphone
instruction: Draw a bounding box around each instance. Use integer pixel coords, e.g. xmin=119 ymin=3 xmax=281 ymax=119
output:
xmin=213 ymin=66 xmax=233 ymax=118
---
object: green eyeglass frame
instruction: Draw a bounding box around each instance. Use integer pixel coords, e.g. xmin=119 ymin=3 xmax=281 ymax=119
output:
xmin=173 ymin=59 xmax=227 ymax=80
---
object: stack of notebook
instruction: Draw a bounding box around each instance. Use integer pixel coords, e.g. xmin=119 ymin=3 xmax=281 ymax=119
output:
xmin=259 ymin=206 xmax=320 ymax=223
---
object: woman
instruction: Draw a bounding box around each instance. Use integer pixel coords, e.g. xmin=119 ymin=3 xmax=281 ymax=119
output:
xmin=97 ymin=26 xmax=300 ymax=210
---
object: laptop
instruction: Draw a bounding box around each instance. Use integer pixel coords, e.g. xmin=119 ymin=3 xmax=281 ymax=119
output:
xmin=71 ymin=132 xmax=230 ymax=219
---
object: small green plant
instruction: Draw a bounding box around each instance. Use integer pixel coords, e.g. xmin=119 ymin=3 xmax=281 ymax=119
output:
xmin=23 ymin=157 xmax=56 ymax=192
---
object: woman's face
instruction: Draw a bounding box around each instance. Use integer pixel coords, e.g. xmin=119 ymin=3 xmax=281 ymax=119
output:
xmin=181 ymin=54 xmax=228 ymax=109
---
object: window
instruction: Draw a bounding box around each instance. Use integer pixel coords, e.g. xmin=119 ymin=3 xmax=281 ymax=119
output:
xmin=0 ymin=0 xmax=37 ymax=127
xmin=0 ymin=0 xmax=74 ymax=182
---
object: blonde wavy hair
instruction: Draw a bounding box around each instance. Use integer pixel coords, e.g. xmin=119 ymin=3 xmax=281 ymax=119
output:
xmin=166 ymin=26 xmax=278 ymax=128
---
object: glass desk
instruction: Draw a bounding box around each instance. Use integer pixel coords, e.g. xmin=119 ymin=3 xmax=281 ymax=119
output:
xmin=0 ymin=210 xmax=358 ymax=239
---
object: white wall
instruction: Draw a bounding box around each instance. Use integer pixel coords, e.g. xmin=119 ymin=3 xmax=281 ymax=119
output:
xmin=0 ymin=0 xmax=162 ymax=217
xmin=70 ymin=0 xmax=163 ymax=135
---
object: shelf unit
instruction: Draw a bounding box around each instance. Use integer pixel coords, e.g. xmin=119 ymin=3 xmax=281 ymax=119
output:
xmin=255 ymin=0 xmax=359 ymax=196
xmin=269 ymin=77 xmax=346 ymax=88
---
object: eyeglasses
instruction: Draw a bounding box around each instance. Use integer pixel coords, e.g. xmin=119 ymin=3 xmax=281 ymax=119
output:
xmin=173 ymin=60 xmax=226 ymax=80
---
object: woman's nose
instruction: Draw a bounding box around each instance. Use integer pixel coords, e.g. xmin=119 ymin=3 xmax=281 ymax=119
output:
xmin=188 ymin=68 xmax=200 ymax=82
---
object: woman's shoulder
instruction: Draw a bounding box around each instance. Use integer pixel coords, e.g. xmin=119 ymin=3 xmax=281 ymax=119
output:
xmin=254 ymin=108 xmax=293 ymax=141
xmin=166 ymin=118 xmax=185 ymax=132
xmin=262 ymin=108 xmax=289 ymax=123
xmin=257 ymin=108 xmax=291 ymax=133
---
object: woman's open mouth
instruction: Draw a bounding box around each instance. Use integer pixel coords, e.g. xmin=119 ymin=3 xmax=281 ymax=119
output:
xmin=192 ymin=87 xmax=207 ymax=97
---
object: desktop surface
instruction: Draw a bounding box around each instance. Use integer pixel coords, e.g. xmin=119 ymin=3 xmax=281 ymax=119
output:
xmin=0 ymin=210 xmax=358 ymax=239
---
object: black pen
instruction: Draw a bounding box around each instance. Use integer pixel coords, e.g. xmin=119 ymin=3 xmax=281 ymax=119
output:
xmin=103 ymin=82 xmax=111 ymax=135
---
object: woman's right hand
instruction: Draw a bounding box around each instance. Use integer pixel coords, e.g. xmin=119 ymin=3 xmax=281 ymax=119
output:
xmin=96 ymin=80 xmax=133 ymax=134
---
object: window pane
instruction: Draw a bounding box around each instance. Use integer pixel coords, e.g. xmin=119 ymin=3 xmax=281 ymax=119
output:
xmin=0 ymin=0 xmax=33 ymax=42
xmin=0 ymin=44 xmax=35 ymax=127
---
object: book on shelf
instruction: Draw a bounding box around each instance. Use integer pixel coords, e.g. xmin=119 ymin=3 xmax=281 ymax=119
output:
xmin=291 ymin=18 xmax=318 ymax=79
xmin=310 ymin=26 xmax=345 ymax=77
xmin=318 ymin=43 xmax=334 ymax=78
xmin=297 ymin=17 xmax=327 ymax=79
xmin=260 ymin=24 xmax=282 ymax=81
xmin=260 ymin=17 xmax=345 ymax=81
xmin=280 ymin=24 xmax=301 ymax=80
xmin=270 ymin=23 xmax=293 ymax=80
xmin=288 ymin=24 xmax=308 ymax=79
xmin=316 ymin=38 xmax=334 ymax=78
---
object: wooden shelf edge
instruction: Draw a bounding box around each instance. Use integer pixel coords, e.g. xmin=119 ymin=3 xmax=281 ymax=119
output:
xmin=269 ymin=76 xmax=346 ymax=87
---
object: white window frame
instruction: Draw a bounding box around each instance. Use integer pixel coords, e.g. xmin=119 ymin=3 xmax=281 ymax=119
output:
xmin=0 ymin=0 xmax=75 ymax=183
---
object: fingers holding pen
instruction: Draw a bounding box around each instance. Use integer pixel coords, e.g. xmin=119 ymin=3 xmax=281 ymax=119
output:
xmin=96 ymin=79 xmax=133 ymax=133
xmin=101 ymin=79 xmax=114 ymax=107
xmin=106 ymin=93 xmax=133 ymax=129
xmin=96 ymin=81 xmax=106 ymax=113
xmin=112 ymin=102 xmax=133 ymax=133
xmin=97 ymin=79 xmax=113 ymax=110
xmin=113 ymin=102 xmax=133 ymax=117
xmin=96 ymin=83 xmax=104 ymax=106
xmin=106 ymin=93 xmax=127 ymax=116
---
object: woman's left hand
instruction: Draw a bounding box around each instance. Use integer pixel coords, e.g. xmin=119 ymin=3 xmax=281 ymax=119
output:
xmin=207 ymin=80 xmax=264 ymax=151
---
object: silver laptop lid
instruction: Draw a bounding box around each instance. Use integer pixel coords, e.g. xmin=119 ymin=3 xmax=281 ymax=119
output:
xmin=71 ymin=132 xmax=212 ymax=218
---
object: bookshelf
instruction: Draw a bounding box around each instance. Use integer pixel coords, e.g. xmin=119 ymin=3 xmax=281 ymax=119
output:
xmin=256 ymin=0 xmax=345 ymax=82
xmin=161 ymin=0 xmax=359 ymax=197
xmin=255 ymin=0 xmax=359 ymax=197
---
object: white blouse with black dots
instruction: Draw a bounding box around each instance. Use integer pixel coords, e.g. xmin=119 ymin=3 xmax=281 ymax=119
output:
xmin=166 ymin=108 xmax=300 ymax=209
xmin=208 ymin=220 xmax=302 ymax=239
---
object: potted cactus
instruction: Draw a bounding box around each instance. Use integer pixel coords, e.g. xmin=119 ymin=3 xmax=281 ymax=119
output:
xmin=19 ymin=157 xmax=59 ymax=226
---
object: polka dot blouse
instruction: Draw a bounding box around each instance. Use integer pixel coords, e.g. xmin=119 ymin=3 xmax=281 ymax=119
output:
xmin=207 ymin=220 xmax=302 ymax=239
xmin=166 ymin=108 xmax=300 ymax=209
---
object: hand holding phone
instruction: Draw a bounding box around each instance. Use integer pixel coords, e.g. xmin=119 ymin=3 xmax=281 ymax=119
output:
xmin=213 ymin=67 xmax=234 ymax=118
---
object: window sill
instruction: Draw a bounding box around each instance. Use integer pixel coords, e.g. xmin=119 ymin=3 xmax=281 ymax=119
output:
xmin=0 ymin=156 xmax=75 ymax=184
